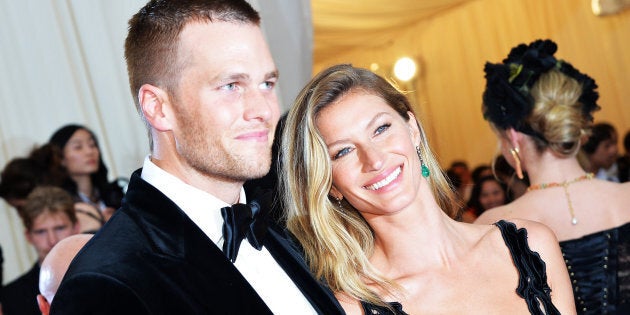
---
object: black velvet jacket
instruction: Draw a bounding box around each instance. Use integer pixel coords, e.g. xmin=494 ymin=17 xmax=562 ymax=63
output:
xmin=51 ymin=170 xmax=343 ymax=314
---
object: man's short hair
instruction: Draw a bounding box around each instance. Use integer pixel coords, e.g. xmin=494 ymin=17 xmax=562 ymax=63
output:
xmin=582 ymin=122 xmax=616 ymax=154
xmin=21 ymin=186 xmax=77 ymax=231
xmin=124 ymin=0 xmax=260 ymax=130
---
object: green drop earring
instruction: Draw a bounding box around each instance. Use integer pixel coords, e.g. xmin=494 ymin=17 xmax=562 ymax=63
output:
xmin=416 ymin=146 xmax=430 ymax=178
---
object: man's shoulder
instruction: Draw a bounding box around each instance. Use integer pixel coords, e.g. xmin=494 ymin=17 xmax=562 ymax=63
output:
xmin=2 ymin=264 xmax=39 ymax=306
xmin=4 ymin=263 xmax=38 ymax=289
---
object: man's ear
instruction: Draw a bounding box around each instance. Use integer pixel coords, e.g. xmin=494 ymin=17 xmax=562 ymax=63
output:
xmin=37 ymin=294 xmax=51 ymax=315
xmin=138 ymin=84 xmax=174 ymax=132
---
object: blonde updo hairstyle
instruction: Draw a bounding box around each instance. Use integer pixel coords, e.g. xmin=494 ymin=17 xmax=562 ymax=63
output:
xmin=525 ymin=69 xmax=591 ymax=156
xmin=281 ymin=64 xmax=459 ymax=306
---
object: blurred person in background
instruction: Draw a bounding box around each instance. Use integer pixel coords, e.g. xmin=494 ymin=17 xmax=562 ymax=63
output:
xmin=1 ymin=186 xmax=79 ymax=315
xmin=580 ymin=122 xmax=620 ymax=182
xmin=476 ymin=39 xmax=630 ymax=314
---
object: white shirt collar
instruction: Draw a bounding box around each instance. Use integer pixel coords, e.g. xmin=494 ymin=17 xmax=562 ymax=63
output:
xmin=138 ymin=155 xmax=315 ymax=314
xmin=140 ymin=155 xmax=246 ymax=248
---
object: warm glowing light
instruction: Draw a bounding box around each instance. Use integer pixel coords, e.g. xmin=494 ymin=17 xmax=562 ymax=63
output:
xmin=393 ymin=57 xmax=416 ymax=81
xmin=370 ymin=63 xmax=379 ymax=71
xmin=591 ymin=0 xmax=630 ymax=16
xmin=592 ymin=0 xmax=602 ymax=15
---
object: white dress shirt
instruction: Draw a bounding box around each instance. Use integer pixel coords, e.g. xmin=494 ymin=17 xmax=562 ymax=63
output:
xmin=595 ymin=163 xmax=620 ymax=183
xmin=140 ymin=156 xmax=316 ymax=314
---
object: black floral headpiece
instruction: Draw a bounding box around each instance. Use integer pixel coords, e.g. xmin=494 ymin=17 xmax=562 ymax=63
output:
xmin=482 ymin=39 xmax=600 ymax=140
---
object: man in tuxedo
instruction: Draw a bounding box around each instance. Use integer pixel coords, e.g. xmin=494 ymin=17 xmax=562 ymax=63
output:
xmin=50 ymin=0 xmax=343 ymax=314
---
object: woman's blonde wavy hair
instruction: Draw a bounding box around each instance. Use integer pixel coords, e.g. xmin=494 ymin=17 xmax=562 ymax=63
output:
xmin=280 ymin=64 xmax=459 ymax=306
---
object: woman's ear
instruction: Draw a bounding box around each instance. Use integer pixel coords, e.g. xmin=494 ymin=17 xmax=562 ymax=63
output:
xmin=329 ymin=185 xmax=343 ymax=201
xmin=406 ymin=111 xmax=421 ymax=146
xmin=138 ymin=84 xmax=174 ymax=132
xmin=506 ymin=128 xmax=522 ymax=149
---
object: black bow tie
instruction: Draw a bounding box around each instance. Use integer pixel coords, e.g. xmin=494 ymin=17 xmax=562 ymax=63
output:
xmin=220 ymin=198 xmax=269 ymax=263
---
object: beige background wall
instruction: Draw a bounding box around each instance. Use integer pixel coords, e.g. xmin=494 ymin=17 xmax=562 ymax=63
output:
xmin=313 ymin=0 xmax=630 ymax=168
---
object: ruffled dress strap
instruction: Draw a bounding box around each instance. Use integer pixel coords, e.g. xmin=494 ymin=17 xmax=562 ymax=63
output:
xmin=360 ymin=301 xmax=407 ymax=315
xmin=494 ymin=220 xmax=560 ymax=315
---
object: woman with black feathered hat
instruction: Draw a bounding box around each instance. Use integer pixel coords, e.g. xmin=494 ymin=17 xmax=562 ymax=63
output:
xmin=476 ymin=39 xmax=630 ymax=315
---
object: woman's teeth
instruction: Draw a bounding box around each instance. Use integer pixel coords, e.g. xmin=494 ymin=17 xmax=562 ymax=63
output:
xmin=365 ymin=167 xmax=401 ymax=190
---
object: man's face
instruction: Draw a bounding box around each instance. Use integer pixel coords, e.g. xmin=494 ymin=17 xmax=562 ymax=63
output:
xmin=592 ymin=133 xmax=619 ymax=170
xmin=169 ymin=21 xmax=280 ymax=183
xmin=26 ymin=211 xmax=78 ymax=263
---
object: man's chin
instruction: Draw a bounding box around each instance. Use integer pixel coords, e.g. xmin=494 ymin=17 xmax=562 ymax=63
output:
xmin=233 ymin=160 xmax=271 ymax=181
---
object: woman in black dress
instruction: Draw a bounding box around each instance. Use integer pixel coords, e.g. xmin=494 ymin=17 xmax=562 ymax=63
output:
xmin=476 ymin=39 xmax=630 ymax=314
xmin=281 ymin=64 xmax=576 ymax=314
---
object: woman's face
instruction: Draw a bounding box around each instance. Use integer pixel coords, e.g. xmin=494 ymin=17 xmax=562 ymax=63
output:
xmin=478 ymin=180 xmax=506 ymax=210
xmin=62 ymin=129 xmax=100 ymax=177
xmin=316 ymin=91 xmax=422 ymax=218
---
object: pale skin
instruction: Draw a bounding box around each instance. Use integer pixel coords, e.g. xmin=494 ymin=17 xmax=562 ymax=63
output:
xmin=37 ymin=233 xmax=92 ymax=315
xmin=475 ymin=128 xmax=630 ymax=242
xmin=138 ymin=21 xmax=279 ymax=203
xmin=318 ymin=92 xmax=576 ymax=314
xmin=73 ymin=202 xmax=103 ymax=233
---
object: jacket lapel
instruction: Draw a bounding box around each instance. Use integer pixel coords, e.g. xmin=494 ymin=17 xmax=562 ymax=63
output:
xmin=124 ymin=170 xmax=273 ymax=314
xmin=264 ymin=224 xmax=344 ymax=315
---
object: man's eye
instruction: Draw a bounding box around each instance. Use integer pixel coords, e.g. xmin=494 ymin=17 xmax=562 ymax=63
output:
xmin=221 ymin=83 xmax=238 ymax=90
xmin=260 ymin=81 xmax=275 ymax=90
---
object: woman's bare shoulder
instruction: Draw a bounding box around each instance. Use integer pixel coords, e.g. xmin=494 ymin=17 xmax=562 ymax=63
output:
xmin=473 ymin=204 xmax=515 ymax=225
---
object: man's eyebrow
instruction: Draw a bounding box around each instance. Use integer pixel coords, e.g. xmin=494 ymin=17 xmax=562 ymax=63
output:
xmin=223 ymin=73 xmax=250 ymax=82
xmin=264 ymin=70 xmax=279 ymax=80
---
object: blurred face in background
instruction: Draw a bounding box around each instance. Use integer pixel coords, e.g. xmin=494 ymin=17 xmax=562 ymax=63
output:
xmin=62 ymin=129 xmax=100 ymax=177
xmin=590 ymin=131 xmax=618 ymax=170
xmin=479 ymin=179 xmax=506 ymax=211
xmin=26 ymin=211 xmax=79 ymax=264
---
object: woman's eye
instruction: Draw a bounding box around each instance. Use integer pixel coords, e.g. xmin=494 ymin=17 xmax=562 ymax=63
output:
xmin=333 ymin=147 xmax=352 ymax=160
xmin=375 ymin=123 xmax=391 ymax=135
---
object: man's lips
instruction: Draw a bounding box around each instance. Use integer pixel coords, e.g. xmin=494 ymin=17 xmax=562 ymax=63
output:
xmin=236 ymin=130 xmax=269 ymax=142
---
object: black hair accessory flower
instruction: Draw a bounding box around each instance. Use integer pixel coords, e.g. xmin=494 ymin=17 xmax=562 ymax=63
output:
xmin=482 ymin=39 xmax=600 ymax=137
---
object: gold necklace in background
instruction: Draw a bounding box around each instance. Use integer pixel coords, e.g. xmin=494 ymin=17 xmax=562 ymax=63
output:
xmin=527 ymin=173 xmax=594 ymax=225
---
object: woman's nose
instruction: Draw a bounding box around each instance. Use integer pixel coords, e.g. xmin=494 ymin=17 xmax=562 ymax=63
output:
xmin=359 ymin=146 xmax=384 ymax=172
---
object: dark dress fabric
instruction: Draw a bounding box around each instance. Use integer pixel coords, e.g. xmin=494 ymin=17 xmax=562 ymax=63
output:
xmin=359 ymin=220 xmax=559 ymax=315
xmin=495 ymin=220 xmax=560 ymax=315
xmin=559 ymin=222 xmax=630 ymax=315
xmin=1 ymin=263 xmax=40 ymax=315
xmin=50 ymin=169 xmax=343 ymax=315
xmin=361 ymin=301 xmax=407 ymax=315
